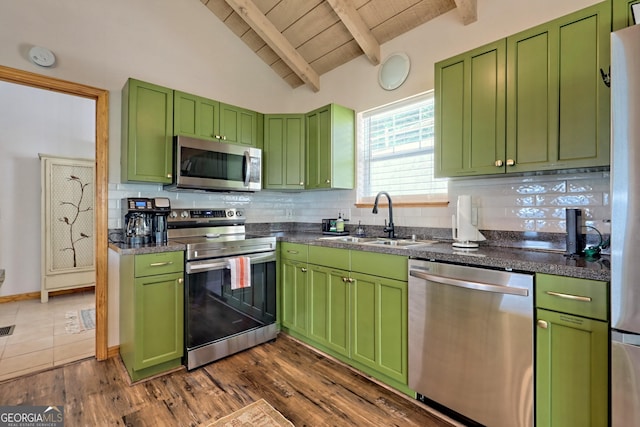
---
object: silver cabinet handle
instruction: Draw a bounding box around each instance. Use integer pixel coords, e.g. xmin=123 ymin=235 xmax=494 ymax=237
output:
xmin=149 ymin=261 xmax=173 ymax=267
xmin=243 ymin=151 xmax=251 ymax=186
xmin=409 ymin=270 xmax=529 ymax=297
xmin=545 ymin=291 xmax=592 ymax=302
xmin=537 ymin=320 xmax=548 ymax=329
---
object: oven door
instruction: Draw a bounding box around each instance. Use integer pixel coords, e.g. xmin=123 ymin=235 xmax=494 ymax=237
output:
xmin=184 ymin=251 xmax=276 ymax=352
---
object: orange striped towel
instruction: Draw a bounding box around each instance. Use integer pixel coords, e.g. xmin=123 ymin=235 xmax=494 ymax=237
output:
xmin=229 ymin=256 xmax=251 ymax=290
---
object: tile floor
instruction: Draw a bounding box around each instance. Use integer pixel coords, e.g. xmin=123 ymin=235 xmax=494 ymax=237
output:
xmin=0 ymin=291 xmax=95 ymax=382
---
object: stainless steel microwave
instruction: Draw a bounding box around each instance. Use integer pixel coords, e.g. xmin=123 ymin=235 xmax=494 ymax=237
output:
xmin=164 ymin=135 xmax=261 ymax=192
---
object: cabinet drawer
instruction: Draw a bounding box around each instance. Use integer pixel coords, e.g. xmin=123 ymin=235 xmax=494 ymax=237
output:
xmin=351 ymin=251 xmax=408 ymax=281
xmin=536 ymin=274 xmax=608 ymax=321
xmin=135 ymin=251 xmax=184 ymax=277
xmin=280 ymin=242 xmax=308 ymax=262
xmin=308 ymin=245 xmax=350 ymax=270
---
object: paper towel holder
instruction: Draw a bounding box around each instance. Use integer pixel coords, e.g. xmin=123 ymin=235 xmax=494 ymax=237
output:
xmin=452 ymin=195 xmax=486 ymax=249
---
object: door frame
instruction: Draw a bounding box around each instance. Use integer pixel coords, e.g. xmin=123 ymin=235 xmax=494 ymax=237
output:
xmin=0 ymin=65 xmax=109 ymax=361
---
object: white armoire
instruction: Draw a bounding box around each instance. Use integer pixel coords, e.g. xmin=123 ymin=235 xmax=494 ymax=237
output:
xmin=40 ymin=154 xmax=95 ymax=302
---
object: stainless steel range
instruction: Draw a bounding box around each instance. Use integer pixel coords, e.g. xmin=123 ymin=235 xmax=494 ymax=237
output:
xmin=168 ymin=207 xmax=277 ymax=370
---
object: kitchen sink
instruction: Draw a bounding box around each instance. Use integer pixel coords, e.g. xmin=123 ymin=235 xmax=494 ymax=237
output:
xmin=318 ymin=235 xmax=438 ymax=248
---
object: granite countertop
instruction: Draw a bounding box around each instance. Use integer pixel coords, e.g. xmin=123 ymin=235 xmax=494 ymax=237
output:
xmin=274 ymin=232 xmax=610 ymax=282
xmin=107 ymin=229 xmax=610 ymax=282
xmin=108 ymin=241 xmax=186 ymax=255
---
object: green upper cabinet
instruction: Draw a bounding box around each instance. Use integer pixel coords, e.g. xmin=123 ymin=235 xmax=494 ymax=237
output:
xmin=612 ymin=0 xmax=640 ymax=30
xmin=173 ymin=90 xmax=220 ymax=140
xmin=173 ymin=90 xmax=262 ymax=147
xmin=506 ymin=1 xmax=611 ymax=173
xmin=219 ymin=102 xmax=262 ymax=148
xmin=264 ymin=114 xmax=306 ymax=190
xmin=435 ymin=40 xmax=506 ymax=177
xmin=436 ymin=1 xmax=611 ymax=178
xmin=121 ymin=78 xmax=174 ymax=184
xmin=305 ymin=104 xmax=355 ymax=189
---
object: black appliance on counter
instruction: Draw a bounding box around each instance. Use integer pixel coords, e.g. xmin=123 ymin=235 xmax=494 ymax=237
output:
xmin=122 ymin=197 xmax=171 ymax=245
xmin=167 ymin=207 xmax=277 ymax=370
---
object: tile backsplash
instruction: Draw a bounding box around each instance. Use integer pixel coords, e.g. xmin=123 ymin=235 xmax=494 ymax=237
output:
xmin=108 ymin=169 xmax=611 ymax=237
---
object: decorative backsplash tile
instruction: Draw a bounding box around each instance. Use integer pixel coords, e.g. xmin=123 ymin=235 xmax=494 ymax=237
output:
xmin=107 ymin=170 xmax=611 ymax=238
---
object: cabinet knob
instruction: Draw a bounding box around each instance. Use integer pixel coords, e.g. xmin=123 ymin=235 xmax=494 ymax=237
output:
xmin=537 ymin=320 xmax=548 ymax=329
xmin=495 ymin=160 xmax=503 ymax=167
xmin=506 ymin=159 xmax=515 ymax=166
xmin=178 ymin=278 xmax=183 ymax=284
xmin=167 ymin=173 xmax=172 ymax=178
xmin=342 ymin=277 xmax=348 ymax=282
xmin=301 ymin=267 xmax=307 ymax=273
xmin=299 ymin=182 xmax=304 ymax=186
xmin=325 ymin=179 xmax=331 ymax=184
xmin=222 ymin=135 xmax=227 ymax=141
xmin=348 ymin=278 xmax=354 ymax=283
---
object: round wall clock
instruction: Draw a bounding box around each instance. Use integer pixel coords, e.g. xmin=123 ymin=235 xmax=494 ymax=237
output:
xmin=29 ymin=46 xmax=56 ymax=67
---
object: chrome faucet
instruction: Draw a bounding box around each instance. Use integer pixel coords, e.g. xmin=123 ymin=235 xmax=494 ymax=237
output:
xmin=372 ymin=191 xmax=395 ymax=239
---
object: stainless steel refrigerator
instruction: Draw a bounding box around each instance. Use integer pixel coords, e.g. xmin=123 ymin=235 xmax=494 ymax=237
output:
xmin=611 ymin=24 xmax=640 ymax=427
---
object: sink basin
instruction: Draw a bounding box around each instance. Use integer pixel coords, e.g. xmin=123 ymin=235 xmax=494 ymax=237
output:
xmin=318 ymin=236 xmax=377 ymax=243
xmin=364 ymin=238 xmax=438 ymax=248
xmin=318 ymin=235 xmax=437 ymax=248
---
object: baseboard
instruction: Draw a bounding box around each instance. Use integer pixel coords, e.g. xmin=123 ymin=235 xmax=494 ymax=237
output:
xmin=0 ymin=286 xmax=94 ymax=304
xmin=107 ymin=345 xmax=120 ymax=359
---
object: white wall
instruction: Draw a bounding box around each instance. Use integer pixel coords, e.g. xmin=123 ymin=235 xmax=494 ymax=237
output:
xmin=0 ymin=82 xmax=95 ymax=297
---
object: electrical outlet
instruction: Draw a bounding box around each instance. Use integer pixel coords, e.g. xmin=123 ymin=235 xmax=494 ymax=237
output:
xmin=286 ymin=209 xmax=293 ymax=219
xmin=0 ymin=269 xmax=5 ymax=287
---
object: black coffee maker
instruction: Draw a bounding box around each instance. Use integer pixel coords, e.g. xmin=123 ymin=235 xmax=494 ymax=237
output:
xmin=151 ymin=197 xmax=171 ymax=244
xmin=122 ymin=197 xmax=171 ymax=245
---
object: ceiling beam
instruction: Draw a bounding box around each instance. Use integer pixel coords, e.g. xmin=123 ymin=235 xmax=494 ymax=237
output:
xmin=326 ymin=0 xmax=380 ymax=65
xmin=454 ymin=0 xmax=477 ymax=25
xmin=224 ymin=0 xmax=320 ymax=92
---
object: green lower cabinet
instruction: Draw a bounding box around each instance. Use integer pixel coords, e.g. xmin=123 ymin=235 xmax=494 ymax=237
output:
xmin=350 ymin=271 xmax=407 ymax=385
xmin=119 ymin=251 xmax=184 ymax=382
xmin=536 ymin=308 xmax=608 ymax=427
xmin=307 ymin=264 xmax=350 ymax=357
xmin=280 ymin=258 xmax=308 ymax=335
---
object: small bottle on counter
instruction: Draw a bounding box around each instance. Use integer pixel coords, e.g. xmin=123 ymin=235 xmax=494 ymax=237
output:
xmin=336 ymin=212 xmax=345 ymax=233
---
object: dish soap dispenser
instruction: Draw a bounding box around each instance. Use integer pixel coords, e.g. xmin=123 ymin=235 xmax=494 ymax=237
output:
xmin=336 ymin=212 xmax=345 ymax=233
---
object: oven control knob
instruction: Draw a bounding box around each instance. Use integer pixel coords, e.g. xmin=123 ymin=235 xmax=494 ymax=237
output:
xmin=227 ymin=211 xmax=234 ymax=217
xmin=236 ymin=210 xmax=244 ymax=217
xmin=169 ymin=211 xmax=178 ymax=219
xmin=180 ymin=211 xmax=190 ymax=219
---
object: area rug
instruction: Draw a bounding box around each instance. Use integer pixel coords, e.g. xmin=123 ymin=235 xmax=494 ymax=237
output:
xmin=65 ymin=307 xmax=96 ymax=334
xmin=206 ymin=399 xmax=294 ymax=427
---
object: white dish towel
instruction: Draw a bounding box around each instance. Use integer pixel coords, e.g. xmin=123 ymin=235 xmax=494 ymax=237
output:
xmin=229 ymin=256 xmax=251 ymax=290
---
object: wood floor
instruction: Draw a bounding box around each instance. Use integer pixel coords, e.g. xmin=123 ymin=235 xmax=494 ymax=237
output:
xmin=0 ymin=334 xmax=457 ymax=426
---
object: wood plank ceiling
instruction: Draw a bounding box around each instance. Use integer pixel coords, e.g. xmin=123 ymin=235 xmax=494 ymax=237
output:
xmin=200 ymin=0 xmax=477 ymax=92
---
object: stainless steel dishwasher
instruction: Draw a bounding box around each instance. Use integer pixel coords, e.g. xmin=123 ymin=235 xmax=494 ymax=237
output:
xmin=408 ymin=259 xmax=534 ymax=427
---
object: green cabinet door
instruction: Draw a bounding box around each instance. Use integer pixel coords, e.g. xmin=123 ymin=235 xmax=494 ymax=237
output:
xmin=121 ymin=78 xmax=174 ymax=183
xmin=508 ymin=1 xmax=610 ymax=172
xmin=612 ymin=0 xmax=640 ymax=30
xmin=174 ymin=90 xmax=220 ymax=140
xmin=264 ymin=114 xmax=305 ymax=190
xmin=536 ymin=308 xmax=608 ymax=427
xmin=350 ymin=271 xmax=408 ymax=384
xmin=305 ymin=104 xmax=355 ymax=189
xmin=134 ymin=272 xmax=184 ymax=370
xmin=434 ymin=40 xmax=506 ymax=177
xmin=307 ymin=264 xmax=350 ymax=357
xmin=220 ymin=103 xmax=261 ymax=147
xmin=280 ymin=258 xmax=308 ymax=335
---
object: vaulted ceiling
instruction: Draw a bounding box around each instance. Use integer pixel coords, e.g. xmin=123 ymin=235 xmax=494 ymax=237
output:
xmin=200 ymin=0 xmax=477 ymax=92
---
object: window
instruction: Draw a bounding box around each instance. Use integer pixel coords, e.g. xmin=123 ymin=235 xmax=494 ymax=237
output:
xmin=357 ymin=91 xmax=448 ymax=205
